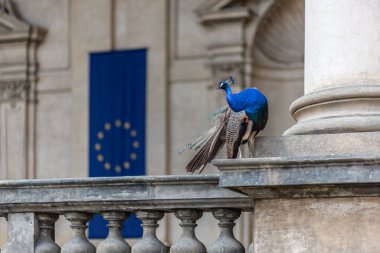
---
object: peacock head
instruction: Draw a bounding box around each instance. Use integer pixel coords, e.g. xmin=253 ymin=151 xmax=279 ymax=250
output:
xmin=218 ymin=80 xmax=228 ymax=90
xmin=217 ymin=76 xmax=235 ymax=90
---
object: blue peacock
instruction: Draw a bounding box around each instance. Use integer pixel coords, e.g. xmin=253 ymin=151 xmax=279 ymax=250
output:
xmin=180 ymin=76 xmax=268 ymax=173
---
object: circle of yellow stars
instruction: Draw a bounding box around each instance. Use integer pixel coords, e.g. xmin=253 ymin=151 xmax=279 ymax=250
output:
xmin=95 ymin=120 xmax=139 ymax=173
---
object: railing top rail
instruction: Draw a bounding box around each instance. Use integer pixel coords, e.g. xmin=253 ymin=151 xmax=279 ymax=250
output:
xmin=0 ymin=175 xmax=252 ymax=213
xmin=0 ymin=174 xmax=220 ymax=188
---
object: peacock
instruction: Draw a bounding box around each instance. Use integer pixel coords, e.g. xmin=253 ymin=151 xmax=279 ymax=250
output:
xmin=180 ymin=76 xmax=268 ymax=173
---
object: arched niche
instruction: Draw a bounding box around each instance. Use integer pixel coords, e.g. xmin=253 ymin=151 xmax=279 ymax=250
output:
xmin=251 ymin=0 xmax=305 ymax=135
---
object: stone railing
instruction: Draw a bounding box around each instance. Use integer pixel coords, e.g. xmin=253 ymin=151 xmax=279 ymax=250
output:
xmin=0 ymin=175 xmax=253 ymax=253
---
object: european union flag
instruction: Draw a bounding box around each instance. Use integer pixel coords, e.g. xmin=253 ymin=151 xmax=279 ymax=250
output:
xmin=88 ymin=49 xmax=147 ymax=238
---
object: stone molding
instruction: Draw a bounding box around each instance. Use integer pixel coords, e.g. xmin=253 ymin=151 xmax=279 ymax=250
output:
xmin=284 ymin=84 xmax=380 ymax=135
xmin=0 ymin=1 xmax=44 ymax=102
xmin=254 ymin=0 xmax=304 ymax=65
xmin=0 ymin=80 xmax=29 ymax=101
xmin=253 ymin=131 xmax=380 ymax=158
xmin=0 ymin=175 xmax=251 ymax=213
xmin=214 ymin=155 xmax=380 ymax=198
xmin=196 ymin=0 xmax=252 ymax=25
xmin=0 ymin=1 xmax=44 ymax=180
xmin=196 ymin=0 xmax=254 ymax=86
xmin=0 ymin=0 xmax=13 ymax=15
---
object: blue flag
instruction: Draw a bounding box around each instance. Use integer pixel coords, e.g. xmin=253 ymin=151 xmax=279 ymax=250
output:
xmin=88 ymin=49 xmax=147 ymax=238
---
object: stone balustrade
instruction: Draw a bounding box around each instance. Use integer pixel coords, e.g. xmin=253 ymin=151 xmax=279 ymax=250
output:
xmin=0 ymin=175 xmax=253 ymax=253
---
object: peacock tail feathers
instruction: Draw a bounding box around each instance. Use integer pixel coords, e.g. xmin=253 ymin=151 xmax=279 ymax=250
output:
xmin=179 ymin=107 xmax=231 ymax=173
xmin=226 ymin=111 xmax=247 ymax=159
xmin=207 ymin=105 xmax=229 ymax=121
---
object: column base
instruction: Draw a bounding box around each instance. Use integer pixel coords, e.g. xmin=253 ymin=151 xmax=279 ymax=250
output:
xmin=253 ymin=131 xmax=380 ymax=158
xmin=284 ymin=84 xmax=380 ymax=135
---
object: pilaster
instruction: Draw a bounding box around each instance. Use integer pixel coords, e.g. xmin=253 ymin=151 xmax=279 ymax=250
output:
xmin=0 ymin=0 xmax=44 ymax=179
xmin=196 ymin=0 xmax=253 ymax=87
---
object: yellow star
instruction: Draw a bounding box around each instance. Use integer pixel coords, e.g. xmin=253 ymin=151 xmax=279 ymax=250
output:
xmin=97 ymin=154 xmax=104 ymax=162
xmin=124 ymin=122 xmax=131 ymax=129
xmin=130 ymin=153 xmax=137 ymax=160
xmin=131 ymin=130 xmax=137 ymax=137
xmin=133 ymin=141 xmax=139 ymax=149
xmin=104 ymin=163 xmax=111 ymax=170
xmin=97 ymin=132 xmax=104 ymax=140
xmin=115 ymin=120 xmax=122 ymax=127
xmin=94 ymin=143 xmax=101 ymax=151
xmin=104 ymin=123 xmax=111 ymax=131
xmin=123 ymin=161 xmax=130 ymax=169
xmin=115 ymin=165 xmax=122 ymax=173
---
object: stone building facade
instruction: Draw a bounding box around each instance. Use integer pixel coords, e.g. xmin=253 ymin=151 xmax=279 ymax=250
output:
xmin=5 ymin=0 xmax=380 ymax=252
xmin=1 ymin=0 xmax=380 ymax=252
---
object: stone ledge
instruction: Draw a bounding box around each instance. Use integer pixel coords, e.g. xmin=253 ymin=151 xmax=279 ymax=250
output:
xmin=214 ymin=155 xmax=380 ymax=198
xmin=0 ymin=175 xmax=252 ymax=213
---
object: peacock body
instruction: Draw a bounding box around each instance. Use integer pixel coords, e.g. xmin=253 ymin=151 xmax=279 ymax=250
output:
xmin=181 ymin=77 xmax=268 ymax=173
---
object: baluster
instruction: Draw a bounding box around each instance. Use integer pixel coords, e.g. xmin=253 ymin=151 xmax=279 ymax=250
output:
xmin=62 ymin=212 xmax=96 ymax=253
xmin=208 ymin=208 xmax=244 ymax=253
xmin=97 ymin=212 xmax=131 ymax=253
xmin=35 ymin=213 xmax=60 ymax=253
xmin=132 ymin=211 xmax=168 ymax=253
xmin=170 ymin=209 xmax=206 ymax=253
xmin=248 ymin=243 xmax=254 ymax=253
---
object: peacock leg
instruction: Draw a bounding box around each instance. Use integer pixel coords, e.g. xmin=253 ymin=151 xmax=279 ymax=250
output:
xmin=238 ymin=148 xmax=242 ymax=158
xmin=247 ymin=133 xmax=257 ymax=158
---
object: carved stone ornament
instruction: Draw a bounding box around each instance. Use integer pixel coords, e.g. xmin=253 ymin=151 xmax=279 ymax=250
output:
xmin=0 ymin=0 xmax=44 ymax=180
xmin=197 ymin=0 xmax=254 ymax=87
xmin=0 ymin=0 xmax=13 ymax=16
xmin=0 ymin=80 xmax=29 ymax=100
xmin=0 ymin=0 xmax=44 ymax=102
xmin=196 ymin=0 xmax=253 ymax=25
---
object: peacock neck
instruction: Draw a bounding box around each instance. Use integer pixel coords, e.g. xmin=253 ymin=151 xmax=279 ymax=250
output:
xmin=224 ymin=85 xmax=232 ymax=95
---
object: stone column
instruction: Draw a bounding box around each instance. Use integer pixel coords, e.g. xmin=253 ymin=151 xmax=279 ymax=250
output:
xmin=284 ymin=0 xmax=380 ymax=135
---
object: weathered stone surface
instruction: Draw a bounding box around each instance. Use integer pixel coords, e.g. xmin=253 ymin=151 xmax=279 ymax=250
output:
xmin=97 ymin=212 xmax=131 ymax=253
xmin=62 ymin=212 xmax=95 ymax=253
xmin=208 ymin=208 xmax=244 ymax=253
xmin=2 ymin=213 xmax=37 ymax=253
xmin=132 ymin=211 xmax=168 ymax=253
xmin=254 ymin=198 xmax=380 ymax=253
xmin=35 ymin=213 xmax=60 ymax=253
xmin=170 ymin=209 xmax=206 ymax=253
xmin=0 ymin=175 xmax=251 ymax=213
xmin=215 ymin=155 xmax=380 ymax=198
